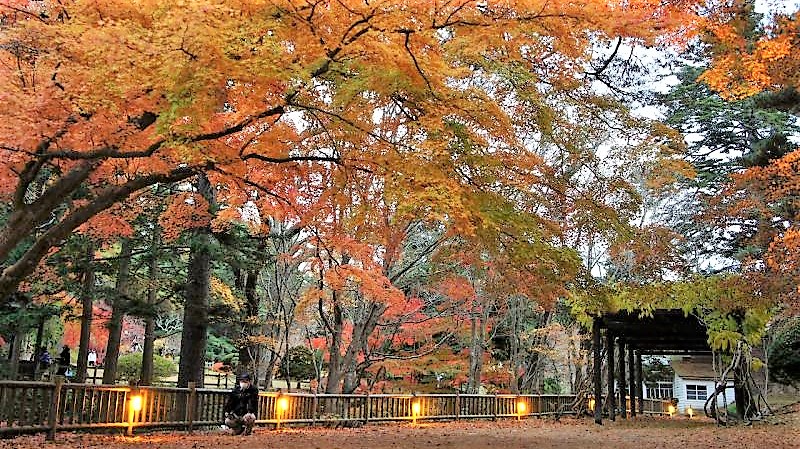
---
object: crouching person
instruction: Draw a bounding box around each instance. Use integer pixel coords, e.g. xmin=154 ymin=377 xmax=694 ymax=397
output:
xmin=224 ymin=373 xmax=259 ymax=435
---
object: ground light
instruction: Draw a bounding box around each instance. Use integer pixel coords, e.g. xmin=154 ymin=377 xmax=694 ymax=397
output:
xmin=276 ymin=396 xmax=289 ymax=430
xmin=588 ymin=398 xmax=596 ymax=412
xmin=412 ymin=401 xmax=421 ymax=426
xmin=130 ymin=395 xmax=143 ymax=412
xmin=667 ymin=404 xmax=676 ymax=417
xmin=516 ymin=401 xmax=526 ymax=421
xmin=686 ymin=406 xmax=694 ymax=418
xmin=127 ymin=394 xmax=143 ymax=436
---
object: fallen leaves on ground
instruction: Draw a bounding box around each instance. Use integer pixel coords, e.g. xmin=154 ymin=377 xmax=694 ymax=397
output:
xmin=2 ymin=415 xmax=798 ymax=449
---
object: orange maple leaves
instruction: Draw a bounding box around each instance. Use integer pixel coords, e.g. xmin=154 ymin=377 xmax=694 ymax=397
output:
xmin=701 ymin=4 xmax=799 ymax=99
xmin=158 ymin=193 xmax=213 ymax=242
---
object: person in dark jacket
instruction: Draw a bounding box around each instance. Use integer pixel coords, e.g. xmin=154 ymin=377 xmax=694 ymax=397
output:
xmin=37 ymin=346 xmax=52 ymax=370
xmin=56 ymin=345 xmax=70 ymax=376
xmin=223 ymin=373 xmax=258 ymax=435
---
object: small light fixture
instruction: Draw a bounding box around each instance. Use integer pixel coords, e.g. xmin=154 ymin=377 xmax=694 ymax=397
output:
xmin=412 ymin=401 xmax=421 ymax=426
xmin=276 ymin=395 xmax=289 ymax=430
xmin=127 ymin=394 xmax=143 ymax=436
xmin=667 ymin=404 xmax=675 ymax=417
xmin=277 ymin=396 xmax=289 ymax=413
xmin=588 ymin=398 xmax=596 ymax=412
xmin=129 ymin=395 xmax=143 ymax=412
xmin=517 ymin=401 xmax=526 ymax=420
xmin=686 ymin=406 xmax=694 ymax=418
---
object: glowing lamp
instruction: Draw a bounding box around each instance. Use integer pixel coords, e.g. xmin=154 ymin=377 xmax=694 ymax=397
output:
xmin=667 ymin=404 xmax=675 ymax=417
xmin=686 ymin=406 xmax=694 ymax=418
xmin=588 ymin=398 xmax=596 ymax=412
xmin=517 ymin=401 xmax=526 ymax=414
xmin=129 ymin=395 xmax=143 ymax=412
xmin=277 ymin=396 xmax=289 ymax=412
xmin=412 ymin=401 xmax=421 ymax=416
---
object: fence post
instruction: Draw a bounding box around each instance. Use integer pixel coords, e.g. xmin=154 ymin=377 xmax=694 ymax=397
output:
xmin=492 ymin=392 xmax=498 ymax=421
xmin=46 ymin=376 xmax=64 ymax=441
xmin=364 ymin=391 xmax=370 ymax=425
xmin=187 ymin=382 xmax=196 ymax=434
xmin=454 ymin=391 xmax=460 ymax=421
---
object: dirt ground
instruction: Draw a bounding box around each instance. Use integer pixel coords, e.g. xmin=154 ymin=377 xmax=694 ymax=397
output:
xmin=3 ymin=413 xmax=799 ymax=449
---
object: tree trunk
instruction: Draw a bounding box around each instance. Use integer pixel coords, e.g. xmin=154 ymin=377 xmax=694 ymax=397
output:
xmin=262 ymin=352 xmax=277 ymax=390
xmin=102 ymin=239 xmax=132 ymax=384
xmin=177 ymin=231 xmax=211 ymax=387
xmin=509 ymin=298 xmax=522 ymax=394
xmin=518 ymin=311 xmax=552 ymax=392
xmin=341 ymin=303 xmax=383 ymax=394
xmin=33 ymin=316 xmax=45 ymax=380
xmin=341 ymin=326 xmax=365 ymax=394
xmin=325 ymin=297 xmax=345 ymax=394
xmin=75 ymin=246 xmax=95 ymax=383
xmin=140 ymin=228 xmax=160 ymax=386
xmin=467 ymin=317 xmax=485 ymax=394
xmin=8 ymin=333 xmax=21 ymax=380
xmin=237 ymin=270 xmax=259 ymax=375
xmin=177 ymin=174 xmax=214 ymax=388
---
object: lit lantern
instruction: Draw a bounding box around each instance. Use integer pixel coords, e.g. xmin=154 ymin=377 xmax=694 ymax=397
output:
xmin=129 ymin=395 xmax=143 ymax=412
xmin=127 ymin=394 xmax=143 ymax=436
xmin=275 ymin=396 xmax=290 ymax=430
xmin=411 ymin=401 xmax=421 ymax=426
xmin=588 ymin=398 xmax=596 ymax=412
xmin=667 ymin=404 xmax=675 ymax=417
xmin=517 ymin=401 xmax=526 ymax=420
xmin=277 ymin=396 xmax=289 ymax=413
xmin=686 ymin=406 xmax=694 ymax=418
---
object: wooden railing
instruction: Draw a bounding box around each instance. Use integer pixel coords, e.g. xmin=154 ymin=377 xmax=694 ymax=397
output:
xmin=0 ymin=380 xmax=671 ymax=438
xmin=640 ymin=398 xmax=670 ymax=414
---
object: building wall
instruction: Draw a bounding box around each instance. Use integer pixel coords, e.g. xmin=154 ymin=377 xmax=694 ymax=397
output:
xmin=673 ymin=374 xmax=735 ymax=413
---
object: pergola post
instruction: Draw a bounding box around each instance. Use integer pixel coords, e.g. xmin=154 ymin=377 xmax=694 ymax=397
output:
xmin=628 ymin=347 xmax=636 ymax=417
xmin=606 ymin=331 xmax=616 ymax=421
xmin=636 ymin=352 xmax=644 ymax=413
xmin=596 ymin=309 xmax=714 ymax=420
xmin=619 ymin=339 xmax=627 ymax=419
xmin=593 ymin=319 xmax=603 ymax=425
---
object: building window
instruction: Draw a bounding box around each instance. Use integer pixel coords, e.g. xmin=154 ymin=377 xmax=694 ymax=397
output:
xmin=646 ymin=382 xmax=673 ymax=399
xmin=686 ymin=385 xmax=707 ymax=400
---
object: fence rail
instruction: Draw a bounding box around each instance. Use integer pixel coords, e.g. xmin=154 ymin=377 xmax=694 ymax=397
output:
xmin=0 ymin=380 xmax=670 ymax=438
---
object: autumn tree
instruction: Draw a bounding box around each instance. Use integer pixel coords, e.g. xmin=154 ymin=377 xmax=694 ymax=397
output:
xmin=699 ymin=1 xmax=800 ymax=312
xmin=702 ymin=1 xmax=799 ymax=101
xmin=1 ymin=0 xmax=708 ymax=307
xmin=249 ymin=219 xmax=307 ymax=388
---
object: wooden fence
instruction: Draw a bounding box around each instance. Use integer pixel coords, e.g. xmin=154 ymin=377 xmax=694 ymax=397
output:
xmin=0 ymin=379 xmax=670 ymax=438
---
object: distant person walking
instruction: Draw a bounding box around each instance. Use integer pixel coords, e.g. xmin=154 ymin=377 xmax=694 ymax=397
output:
xmin=37 ymin=346 xmax=52 ymax=370
xmin=56 ymin=345 xmax=70 ymax=376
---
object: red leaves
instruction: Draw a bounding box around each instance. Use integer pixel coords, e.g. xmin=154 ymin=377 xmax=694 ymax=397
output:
xmin=158 ymin=193 xmax=212 ymax=242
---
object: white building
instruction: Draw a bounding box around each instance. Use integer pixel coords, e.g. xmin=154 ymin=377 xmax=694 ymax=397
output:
xmin=671 ymin=356 xmax=735 ymax=414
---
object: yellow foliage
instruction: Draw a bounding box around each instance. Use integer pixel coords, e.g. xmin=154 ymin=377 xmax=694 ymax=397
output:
xmin=210 ymin=277 xmax=242 ymax=313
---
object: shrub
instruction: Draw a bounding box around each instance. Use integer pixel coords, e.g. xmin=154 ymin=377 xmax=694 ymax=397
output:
xmin=543 ymin=377 xmax=562 ymax=394
xmin=280 ymin=346 xmax=318 ymax=380
xmin=116 ymin=353 xmax=177 ymax=383
xmin=768 ymin=318 xmax=800 ymax=386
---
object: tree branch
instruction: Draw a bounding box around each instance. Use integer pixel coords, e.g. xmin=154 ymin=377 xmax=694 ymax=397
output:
xmin=0 ymin=166 xmax=198 ymax=304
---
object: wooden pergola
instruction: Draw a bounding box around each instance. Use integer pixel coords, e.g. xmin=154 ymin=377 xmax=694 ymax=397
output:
xmin=592 ymin=309 xmax=711 ymax=424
